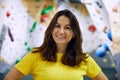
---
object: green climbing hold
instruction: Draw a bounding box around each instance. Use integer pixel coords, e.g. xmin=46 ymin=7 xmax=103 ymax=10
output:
xmin=27 ymin=47 xmax=31 ymax=52
xmin=15 ymin=57 xmax=21 ymax=64
xmin=41 ymin=5 xmax=53 ymax=15
xmin=36 ymin=0 xmax=40 ymax=2
xmin=29 ymin=21 xmax=37 ymax=33
xmin=24 ymin=41 xmax=28 ymax=46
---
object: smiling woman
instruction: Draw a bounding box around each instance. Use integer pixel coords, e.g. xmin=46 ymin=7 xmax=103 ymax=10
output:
xmin=3 ymin=9 xmax=108 ymax=80
xmin=52 ymin=15 xmax=74 ymax=48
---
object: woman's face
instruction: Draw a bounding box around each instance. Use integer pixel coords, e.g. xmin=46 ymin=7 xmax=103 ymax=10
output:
xmin=52 ymin=15 xmax=74 ymax=46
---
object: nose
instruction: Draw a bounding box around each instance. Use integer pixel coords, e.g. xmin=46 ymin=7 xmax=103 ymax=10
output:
xmin=59 ymin=28 xmax=65 ymax=34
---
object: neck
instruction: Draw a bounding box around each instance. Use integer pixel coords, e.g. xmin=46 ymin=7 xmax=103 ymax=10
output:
xmin=57 ymin=44 xmax=67 ymax=54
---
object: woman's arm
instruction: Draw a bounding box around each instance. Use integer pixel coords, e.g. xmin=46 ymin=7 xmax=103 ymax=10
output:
xmin=92 ymin=71 xmax=108 ymax=80
xmin=3 ymin=67 xmax=25 ymax=80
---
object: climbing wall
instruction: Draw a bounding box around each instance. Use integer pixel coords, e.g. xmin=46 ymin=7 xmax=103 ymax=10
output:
xmin=103 ymin=0 xmax=120 ymax=54
xmin=0 ymin=0 xmax=29 ymax=72
xmin=80 ymin=0 xmax=117 ymax=69
xmin=21 ymin=0 xmax=57 ymax=26
xmin=0 ymin=0 xmax=57 ymax=73
xmin=102 ymin=0 xmax=120 ymax=79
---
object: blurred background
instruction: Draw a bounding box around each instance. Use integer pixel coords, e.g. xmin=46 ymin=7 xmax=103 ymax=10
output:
xmin=0 ymin=0 xmax=120 ymax=80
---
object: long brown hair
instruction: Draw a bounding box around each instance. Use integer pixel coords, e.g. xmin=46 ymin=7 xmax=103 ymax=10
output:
xmin=32 ymin=9 xmax=88 ymax=66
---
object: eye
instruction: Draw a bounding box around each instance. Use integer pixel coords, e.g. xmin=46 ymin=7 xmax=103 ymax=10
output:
xmin=55 ymin=24 xmax=60 ymax=28
xmin=65 ymin=26 xmax=71 ymax=30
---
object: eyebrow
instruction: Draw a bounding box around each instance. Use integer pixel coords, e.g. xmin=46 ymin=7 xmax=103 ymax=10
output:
xmin=56 ymin=23 xmax=71 ymax=26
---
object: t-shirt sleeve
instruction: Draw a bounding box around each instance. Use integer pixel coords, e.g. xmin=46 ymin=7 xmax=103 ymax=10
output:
xmin=15 ymin=51 xmax=37 ymax=75
xmin=86 ymin=55 xmax=101 ymax=78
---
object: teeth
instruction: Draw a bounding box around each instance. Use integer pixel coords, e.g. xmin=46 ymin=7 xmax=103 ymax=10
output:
xmin=57 ymin=35 xmax=64 ymax=39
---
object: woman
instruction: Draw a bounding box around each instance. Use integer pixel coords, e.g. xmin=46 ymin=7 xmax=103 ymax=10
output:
xmin=4 ymin=9 xmax=108 ymax=80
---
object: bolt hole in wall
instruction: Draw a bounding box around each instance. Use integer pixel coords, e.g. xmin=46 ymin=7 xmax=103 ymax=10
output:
xmin=0 ymin=0 xmax=119 ymax=80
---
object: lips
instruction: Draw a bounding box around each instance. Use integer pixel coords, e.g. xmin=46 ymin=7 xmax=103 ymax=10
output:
xmin=56 ymin=35 xmax=65 ymax=40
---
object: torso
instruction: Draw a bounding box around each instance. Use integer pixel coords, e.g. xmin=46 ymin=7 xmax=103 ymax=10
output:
xmin=32 ymin=53 xmax=87 ymax=80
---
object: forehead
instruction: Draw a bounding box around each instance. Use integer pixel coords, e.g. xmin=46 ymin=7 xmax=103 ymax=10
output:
xmin=57 ymin=15 xmax=70 ymax=25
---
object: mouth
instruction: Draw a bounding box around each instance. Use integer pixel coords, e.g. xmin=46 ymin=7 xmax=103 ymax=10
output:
xmin=56 ymin=35 xmax=65 ymax=40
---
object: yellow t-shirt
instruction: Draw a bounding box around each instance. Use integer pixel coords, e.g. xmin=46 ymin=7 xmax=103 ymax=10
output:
xmin=15 ymin=51 xmax=101 ymax=80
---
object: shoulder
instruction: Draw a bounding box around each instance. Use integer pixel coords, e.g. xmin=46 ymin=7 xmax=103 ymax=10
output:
xmin=23 ymin=49 xmax=42 ymax=61
xmin=83 ymin=53 xmax=97 ymax=64
xmin=86 ymin=53 xmax=94 ymax=62
xmin=83 ymin=53 xmax=101 ymax=78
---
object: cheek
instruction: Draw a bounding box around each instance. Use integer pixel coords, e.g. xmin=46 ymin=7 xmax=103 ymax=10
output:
xmin=52 ymin=28 xmax=57 ymax=34
xmin=68 ymin=32 xmax=74 ymax=39
xmin=52 ymin=29 xmax=56 ymax=37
